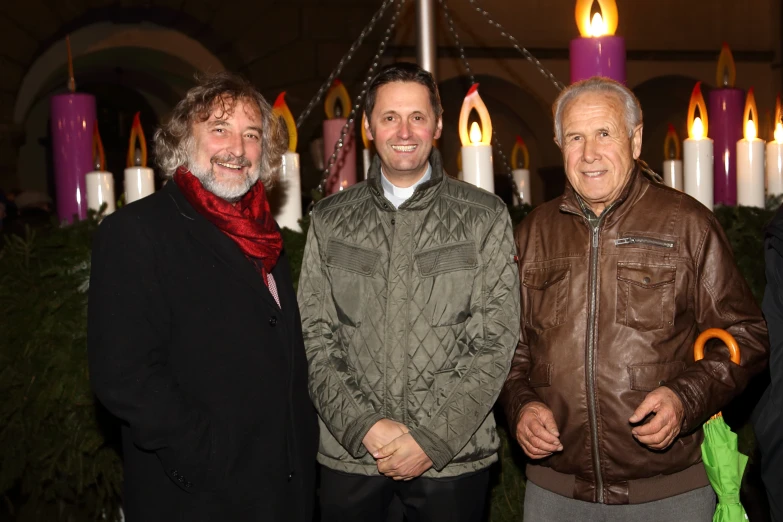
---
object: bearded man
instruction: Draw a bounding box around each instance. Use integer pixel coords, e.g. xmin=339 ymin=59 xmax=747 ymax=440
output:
xmin=88 ymin=72 xmax=318 ymax=522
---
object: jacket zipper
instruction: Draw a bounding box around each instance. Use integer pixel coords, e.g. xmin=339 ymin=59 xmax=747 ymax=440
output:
xmin=586 ymin=223 xmax=604 ymax=503
xmin=614 ymin=236 xmax=674 ymax=248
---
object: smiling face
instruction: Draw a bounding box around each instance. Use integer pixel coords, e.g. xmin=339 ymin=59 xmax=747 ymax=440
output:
xmin=188 ymin=97 xmax=264 ymax=201
xmin=365 ymin=81 xmax=443 ymax=187
xmin=559 ymin=91 xmax=642 ymax=216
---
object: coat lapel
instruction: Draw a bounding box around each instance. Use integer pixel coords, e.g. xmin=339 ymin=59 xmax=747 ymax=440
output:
xmin=163 ymin=182 xmax=282 ymax=312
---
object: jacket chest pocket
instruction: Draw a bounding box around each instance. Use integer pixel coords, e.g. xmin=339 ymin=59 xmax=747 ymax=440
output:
xmin=326 ymin=239 xmax=380 ymax=327
xmin=616 ymin=263 xmax=676 ymax=332
xmin=414 ymin=241 xmax=477 ymax=326
xmin=522 ymin=265 xmax=570 ymax=331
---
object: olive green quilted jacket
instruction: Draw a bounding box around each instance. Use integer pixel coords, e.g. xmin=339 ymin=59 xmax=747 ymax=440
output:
xmin=298 ymin=149 xmax=520 ymax=477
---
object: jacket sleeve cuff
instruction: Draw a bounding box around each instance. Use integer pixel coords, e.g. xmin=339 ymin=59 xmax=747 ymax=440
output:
xmin=343 ymin=411 xmax=386 ymax=458
xmin=663 ymin=381 xmax=700 ymax=434
xmin=408 ymin=426 xmax=454 ymax=472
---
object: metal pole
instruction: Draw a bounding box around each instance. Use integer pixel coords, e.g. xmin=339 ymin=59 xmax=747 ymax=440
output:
xmin=416 ymin=0 xmax=437 ymax=80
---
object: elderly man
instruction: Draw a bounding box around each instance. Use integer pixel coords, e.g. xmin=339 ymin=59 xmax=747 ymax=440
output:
xmin=88 ymin=72 xmax=318 ymax=521
xmin=501 ymin=77 xmax=768 ymax=521
xmin=298 ymin=62 xmax=520 ymax=521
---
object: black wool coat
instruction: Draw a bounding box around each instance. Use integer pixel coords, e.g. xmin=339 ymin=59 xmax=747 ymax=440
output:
xmin=88 ymin=181 xmax=318 ymax=522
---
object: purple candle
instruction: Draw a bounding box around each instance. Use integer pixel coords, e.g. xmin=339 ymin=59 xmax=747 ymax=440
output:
xmin=570 ymin=0 xmax=625 ymax=84
xmin=570 ymin=36 xmax=626 ymax=84
xmin=707 ymin=43 xmax=743 ymax=206
xmin=50 ymin=93 xmax=96 ymax=222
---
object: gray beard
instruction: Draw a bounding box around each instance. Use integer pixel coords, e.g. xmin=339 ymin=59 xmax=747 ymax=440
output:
xmin=189 ymin=162 xmax=261 ymax=202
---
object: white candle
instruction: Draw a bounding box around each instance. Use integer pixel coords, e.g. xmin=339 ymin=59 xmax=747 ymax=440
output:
xmin=512 ymin=168 xmax=531 ymax=205
xmin=737 ymin=137 xmax=766 ymax=207
xmin=662 ymin=159 xmax=683 ymax=191
xmin=683 ymin=137 xmax=714 ymax=210
xmin=124 ymin=167 xmax=155 ymax=204
xmin=767 ymin=140 xmax=783 ymax=197
xmin=85 ymin=171 xmax=116 ymax=215
xmin=274 ymin=151 xmax=302 ymax=231
xmin=362 ymin=148 xmax=371 ymax=180
xmin=460 ymin=144 xmax=493 ymax=192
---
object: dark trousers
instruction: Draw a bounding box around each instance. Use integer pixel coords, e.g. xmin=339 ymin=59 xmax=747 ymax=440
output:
xmin=319 ymin=466 xmax=490 ymax=522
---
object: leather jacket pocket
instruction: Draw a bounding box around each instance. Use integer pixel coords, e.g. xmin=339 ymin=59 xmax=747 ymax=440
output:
xmin=528 ymin=362 xmax=552 ymax=388
xmin=628 ymin=361 xmax=686 ymax=391
xmin=415 ymin=241 xmax=477 ymax=326
xmin=326 ymin=239 xmax=380 ymax=327
xmin=616 ymin=263 xmax=676 ymax=332
xmin=523 ymin=265 xmax=570 ymax=331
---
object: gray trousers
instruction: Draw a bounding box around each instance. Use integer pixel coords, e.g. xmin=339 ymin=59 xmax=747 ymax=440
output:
xmin=524 ymin=482 xmax=716 ymax=522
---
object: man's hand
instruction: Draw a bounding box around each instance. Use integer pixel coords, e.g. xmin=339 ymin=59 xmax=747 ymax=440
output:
xmin=374 ymin=433 xmax=433 ymax=480
xmin=362 ymin=419 xmax=409 ymax=454
xmin=515 ymin=401 xmax=563 ymax=459
xmin=629 ymin=386 xmax=685 ymax=450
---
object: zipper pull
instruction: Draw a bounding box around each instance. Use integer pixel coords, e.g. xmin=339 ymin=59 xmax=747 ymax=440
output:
xmin=614 ymin=238 xmax=634 ymax=245
xmin=592 ymin=227 xmax=599 ymax=248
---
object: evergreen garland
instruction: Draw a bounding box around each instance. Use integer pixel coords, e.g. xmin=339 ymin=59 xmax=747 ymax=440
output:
xmin=0 ymin=200 xmax=773 ymax=521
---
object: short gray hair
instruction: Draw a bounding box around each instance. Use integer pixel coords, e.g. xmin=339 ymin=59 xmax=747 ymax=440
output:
xmin=552 ymin=77 xmax=642 ymax=146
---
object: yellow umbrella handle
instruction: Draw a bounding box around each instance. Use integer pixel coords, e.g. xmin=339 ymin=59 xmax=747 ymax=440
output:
xmin=694 ymin=328 xmax=741 ymax=364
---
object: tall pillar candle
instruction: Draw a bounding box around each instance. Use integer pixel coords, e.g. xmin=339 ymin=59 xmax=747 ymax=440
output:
xmin=50 ymin=93 xmax=96 ymax=222
xmin=683 ymin=138 xmax=714 ymax=209
xmin=707 ymin=89 xmax=744 ymax=205
xmin=461 ymin=143 xmax=494 ymax=192
xmin=274 ymin=151 xmax=302 ymax=231
xmin=85 ymin=171 xmax=115 ymax=215
xmin=707 ymin=43 xmax=744 ymax=205
xmin=322 ymin=118 xmax=357 ymax=195
xmin=737 ymin=138 xmax=765 ymax=207
xmin=767 ymin=136 xmax=783 ymax=197
xmin=512 ymin=168 xmax=531 ymax=205
xmin=662 ymin=160 xmax=683 ymax=190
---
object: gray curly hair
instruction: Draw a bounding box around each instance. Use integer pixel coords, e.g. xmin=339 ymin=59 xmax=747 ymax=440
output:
xmin=153 ymin=72 xmax=286 ymax=188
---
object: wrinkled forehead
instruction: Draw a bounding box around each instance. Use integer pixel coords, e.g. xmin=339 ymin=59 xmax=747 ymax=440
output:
xmin=562 ymin=92 xmax=626 ymax=127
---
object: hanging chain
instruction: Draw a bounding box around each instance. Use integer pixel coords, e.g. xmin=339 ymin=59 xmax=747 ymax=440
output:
xmin=316 ymin=0 xmax=407 ymax=198
xmin=295 ymin=0 xmax=397 ymax=129
xmin=440 ymin=0 xmax=523 ymax=205
xmin=467 ymin=0 xmax=566 ymax=92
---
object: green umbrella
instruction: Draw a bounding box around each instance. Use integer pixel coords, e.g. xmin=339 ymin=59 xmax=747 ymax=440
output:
xmin=694 ymin=328 xmax=749 ymax=522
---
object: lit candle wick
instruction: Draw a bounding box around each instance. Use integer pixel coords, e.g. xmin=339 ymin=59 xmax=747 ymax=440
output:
xmin=745 ymin=119 xmax=757 ymax=141
xmin=691 ymin=117 xmax=705 ymax=140
xmin=774 ymin=123 xmax=783 ymax=143
xmin=469 ymin=122 xmax=483 ymax=144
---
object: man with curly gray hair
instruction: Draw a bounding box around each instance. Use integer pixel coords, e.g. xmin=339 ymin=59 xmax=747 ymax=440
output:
xmin=88 ymin=72 xmax=318 ymax=521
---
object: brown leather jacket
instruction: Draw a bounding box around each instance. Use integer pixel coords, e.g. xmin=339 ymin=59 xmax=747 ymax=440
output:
xmin=501 ymin=167 xmax=769 ymax=504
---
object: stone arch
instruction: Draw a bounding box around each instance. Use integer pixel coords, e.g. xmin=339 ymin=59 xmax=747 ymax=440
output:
xmin=632 ymin=74 xmax=703 ymax=174
xmin=438 ymin=74 xmax=562 ymax=205
xmin=12 ymin=19 xmax=228 ymax=192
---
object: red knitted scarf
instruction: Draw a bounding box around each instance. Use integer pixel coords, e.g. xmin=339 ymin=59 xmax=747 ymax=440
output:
xmin=173 ymin=167 xmax=282 ymax=282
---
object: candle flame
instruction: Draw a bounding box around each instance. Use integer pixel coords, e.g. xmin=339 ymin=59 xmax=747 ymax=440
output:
xmin=324 ymin=80 xmax=351 ymax=120
xmin=775 ymin=123 xmax=783 ymax=143
xmin=743 ymin=87 xmax=759 ymax=141
xmin=126 ymin=112 xmax=147 ymax=168
xmin=361 ymin=112 xmax=370 ymax=150
xmin=663 ymin=124 xmax=681 ymax=160
xmin=775 ymin=95 xmax=782 ymax=142
xmin=691 ymin=117 xmax=705 ymax=140
xmin=511 ymin=136 xmax=530 ymax=169
xmin=92 ymin=120 xmax=106 ymax=171
xmin=575 ymin=0 xmax=618 ymax=37
xmin=273 ymin=92 xmax=298 ymax=153
xmin=459 ymin=84 xmax=492 ymax=146
xmin=715 ymin=42 xmax=736 ymax=88
xmin=687 ymin=82 xmax=708 ymax=139
xmin=469 ymin=122 xmax=482 ymax=144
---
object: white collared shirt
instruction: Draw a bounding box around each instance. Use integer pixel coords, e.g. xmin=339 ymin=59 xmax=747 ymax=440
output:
xmin=380 ymin=164 xmax=432 ymax=209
